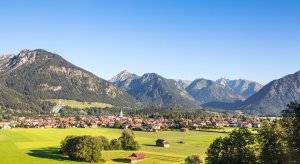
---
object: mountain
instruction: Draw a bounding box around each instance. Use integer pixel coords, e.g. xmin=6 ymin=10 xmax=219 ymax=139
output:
xmin=112 ymin=71 xmax=200 ymax=108
xmin=175 ymin=79 xmax=192 ymax=88
xmin=186 ymin=79 xmax=245 ymax=109
xmin=0 ymin=49 xmax=136 ymax=108
xmin=216 ymin=77 xmax=263 ymax=98
xmin=240 ymin=71 xmax=300 ymax=115
xmin=110 ymin=70 xmax=140 ymax=91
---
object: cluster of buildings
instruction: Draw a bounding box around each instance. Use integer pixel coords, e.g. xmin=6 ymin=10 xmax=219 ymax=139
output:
xmin=0 ymin=111 xmax=266 ymax=130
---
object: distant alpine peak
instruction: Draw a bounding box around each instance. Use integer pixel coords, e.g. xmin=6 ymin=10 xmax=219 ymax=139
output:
xmin=139 ymin=73 xmax=158 ymax=82
xmin=110 ymin=70 xmax=138 ymax=82
xmin=216 ymin=77 xmax=230 ymax=86
xmin=20 ymin=49 xmax=31 ymax=54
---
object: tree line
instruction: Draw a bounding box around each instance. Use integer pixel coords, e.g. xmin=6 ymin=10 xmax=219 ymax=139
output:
xmin=204 ymin=102 xmax=300 ymax=164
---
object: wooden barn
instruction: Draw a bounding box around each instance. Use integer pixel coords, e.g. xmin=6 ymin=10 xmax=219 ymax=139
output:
xmin=156 ymin=139 xmax=170 ymax=147
xmin=124 ymin=153 xmax=145 ymax=163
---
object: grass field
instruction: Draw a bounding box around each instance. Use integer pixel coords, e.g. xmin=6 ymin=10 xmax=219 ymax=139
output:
xmin=48 ymin=99 xmax=113 ymax=109
xmin=0 ymin=128 xmax=228 ymax=164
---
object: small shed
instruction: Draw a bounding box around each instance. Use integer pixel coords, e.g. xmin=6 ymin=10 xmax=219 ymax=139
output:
xmin=125 ymin=153 xmax=145 ymax=163
xmin=156 ymin=139 xmax=170 ymax=147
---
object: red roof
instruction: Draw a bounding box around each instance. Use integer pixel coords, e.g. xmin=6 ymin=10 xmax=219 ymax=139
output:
xmin=130 ymin=153 xmax=145 ymax=159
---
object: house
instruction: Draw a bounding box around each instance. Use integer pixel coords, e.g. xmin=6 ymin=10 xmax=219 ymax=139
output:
xmin=252 ymin=123 xmax=261 ymax=128
xmin=156 ymin=139 xmax=170 ymax=147
xmin=44 ymin=123 xmax=52 ymax=128
xmin=2 ymin=125 xmax=11 ymax=130
xmin=90 ymin=123 xmax=98 ymax=128
xmin=242 ymin=123 xmax=252 ymax=128
xmin=180 ymin=128 xmax=189 ymax=132
xmin=152 ymin=125 xmax=161 ymax=132
xmin=212 ymin=122 xmax=221 ymax=127
xmin=124 ymin=153 xmax=145 ymax=163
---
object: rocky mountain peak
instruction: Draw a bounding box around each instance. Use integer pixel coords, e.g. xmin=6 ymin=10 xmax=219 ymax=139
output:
xmin=216 ymin=77 xmax=230 ymax=86
xmin=176 ymin=79 xmax=192 ymax=88
xmin=216 ymin=77 xmax=263 ymax=98
xmin=110 ymin=70 xmax=139 ymax=83
xmin=6 ymin=49 xmax=38 ymax=69
xmin=141 ymin=73 xmax=161 ymax=83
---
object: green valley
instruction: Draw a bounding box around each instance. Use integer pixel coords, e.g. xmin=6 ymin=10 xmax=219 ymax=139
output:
xmin=0 ymin=128 xmax=227 ymax=164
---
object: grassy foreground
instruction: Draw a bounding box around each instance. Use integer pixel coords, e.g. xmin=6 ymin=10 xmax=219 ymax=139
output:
xmin=0 ymin=128 xmax=227 ymax=164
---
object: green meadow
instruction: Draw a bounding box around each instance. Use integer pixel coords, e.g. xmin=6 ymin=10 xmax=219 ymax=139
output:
xmin=47 ymin=99 xmax=113 ymax=109
xmin=0 ymin=128 xmax=228 ymax=164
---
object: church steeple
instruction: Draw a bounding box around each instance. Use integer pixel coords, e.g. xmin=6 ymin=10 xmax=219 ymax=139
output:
xmin=119 ymin=110 xmax=123 ymax=118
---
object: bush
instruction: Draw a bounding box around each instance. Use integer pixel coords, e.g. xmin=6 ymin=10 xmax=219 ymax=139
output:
xmin=60 ymin=135 xmax=102 ymax=162
xmin=185 ymin=155 xmax=203 ymax=164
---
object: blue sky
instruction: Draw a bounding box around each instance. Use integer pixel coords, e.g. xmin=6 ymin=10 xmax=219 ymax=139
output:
xmin=1 ymin=0 xmax=300 ymax=84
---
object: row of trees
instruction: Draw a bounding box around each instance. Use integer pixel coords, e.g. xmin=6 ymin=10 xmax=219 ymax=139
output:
xmin=206 ymin=102 xmax=300 ymax=164
xmin=60 ymin=129 xmax=140 ymax=162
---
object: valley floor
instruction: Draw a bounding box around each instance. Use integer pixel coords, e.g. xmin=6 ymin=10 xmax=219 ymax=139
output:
xmin=0 ymin=128 xmax=227 ymax=164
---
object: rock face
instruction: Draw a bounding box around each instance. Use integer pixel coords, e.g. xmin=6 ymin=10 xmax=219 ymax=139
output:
xmin=186 ymin=79 xmax=245 ymax=109
xmin=216 ymin=77 xmax=263 ymax=98
xmin=112 ymin=71 xmax=200 ymax=108
xmin=240 ymin=71 xmax=300 ymax=115
xmin=175 ymin=79 xmax=192 ymax=88
xmin=0 ymin=49 xmax=136 ymax=108
xmin=110 ymin=70 xmax=140 ymax=91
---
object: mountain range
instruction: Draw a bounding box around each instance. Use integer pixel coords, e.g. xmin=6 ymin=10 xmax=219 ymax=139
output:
xmin=111 ymin=69 xmax=300 ymax=115
xmin=0 ymin=49 xmax=299 ymax=116
xmin=216 ymin=77 xmax=263 ymax=98
xmin=186 ymin=79 xmax=245 ymax=109
xmin=110 ymin=70 xmax=262 ymax=110
xmin=111 ymin=71 xmax=199 ymax=108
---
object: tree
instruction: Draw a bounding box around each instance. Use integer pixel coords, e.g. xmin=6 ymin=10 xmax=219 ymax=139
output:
xmin=114 ymin=120 xmax=122 ymax=128
xmin=110 ymin=138 xmax=122 ymax=150
xmin=206 ymin=137 xmax=223 ymax=164
xmin=119 ymin=129 xmax=141 ymax=150
xmin=60 ymin=135 xmax=76 ymax=155
xmin=60 ymin=135 xmax=102 ymax=162
xmin=281 ymin=102 xmax=300 ymax=163
xmin=97 ymin=136 xmax=110 ymax=150
xmin=206 ymin=128 xmax=259 ymax=164
xmin=185 ymin=155 xmax=203 ymax=164
xmin=257 ymin=120 xmax=286 ymax=164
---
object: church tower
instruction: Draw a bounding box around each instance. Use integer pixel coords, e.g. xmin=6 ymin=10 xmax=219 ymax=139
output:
xmin=119 ymin=110 xmax=123 ymax=118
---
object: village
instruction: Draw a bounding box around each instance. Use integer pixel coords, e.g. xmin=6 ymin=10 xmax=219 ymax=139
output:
xmin=0 ymin=111 xmax=266 ymax=131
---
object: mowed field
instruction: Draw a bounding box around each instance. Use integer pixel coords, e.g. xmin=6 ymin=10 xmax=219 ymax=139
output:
xmin=48 ymin=99 xmax=113 ymax=108
xmin=0 ymin=128 xmax=227 ymax=164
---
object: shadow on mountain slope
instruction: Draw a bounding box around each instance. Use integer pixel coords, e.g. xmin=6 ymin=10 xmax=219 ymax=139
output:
xmin=202 ymin=101 xmax=242 ymax=110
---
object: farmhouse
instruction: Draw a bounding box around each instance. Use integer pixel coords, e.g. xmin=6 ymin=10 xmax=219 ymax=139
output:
xmin=1 ymin=125 xmax=11 ymax=129
xmin=124 ymin=153 xmax=145 ymax=163
xmin=242 ymin=123 xmax=252 ymax=128
xmin=156 ymin=139 xmax=170 ymax=147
